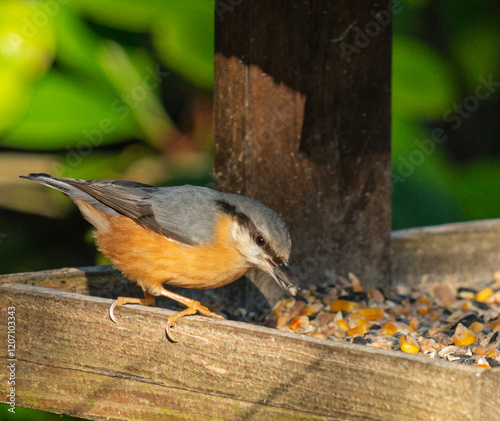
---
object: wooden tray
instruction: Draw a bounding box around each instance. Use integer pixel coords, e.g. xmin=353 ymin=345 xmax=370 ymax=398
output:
xmin=1 ymin=220 xmax=499 ymax=420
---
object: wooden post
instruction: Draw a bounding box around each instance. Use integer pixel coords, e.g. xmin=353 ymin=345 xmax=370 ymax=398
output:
xmin=214 ymin=1 xmax=392 ymax=299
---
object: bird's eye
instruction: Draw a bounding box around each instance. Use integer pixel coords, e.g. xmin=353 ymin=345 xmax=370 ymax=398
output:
xmin=256 ymin=235 xmax=266 ymax=247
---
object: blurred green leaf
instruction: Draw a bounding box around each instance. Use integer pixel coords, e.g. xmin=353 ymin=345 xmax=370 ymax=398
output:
xmin=152 ymin=1 xmax=214 ymax=90
xmin=68 ymin=0 xmax=165 ymax=32
xmin=451 ymin=22 xmax=500 ymax=90
xmin=0 ymin=0 xmax=56 ymax=133
xmin=400 ymin=0 xmax=432 ymax=9
xmin=2 ymin=71 xmax=137 ymax=149
xmin=52 ymin=5 xmax=107 ymax=78
xmin=0 ymin=0 xmax=56 ymax=79
xmin=392 ymin=171 xmax=464 ymax=230
xmin=392 ymin=118 xmax=462 ymax=229
xmin=392 ymin=117 xmax=455 ymax=191
xmin=98 ymin=42 xmax=175 ymax=148
xmin=53 ymin=149 xmax=140 ymax=179
xmin=447 ymin=160 xmax=500 ymax=221
xmin=393 ymin=36 xmax=457 ymax=120
xmin=0 ymin=67 xmax=31 ymax=132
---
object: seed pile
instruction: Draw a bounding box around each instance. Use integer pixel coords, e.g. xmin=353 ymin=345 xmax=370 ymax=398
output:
xmin=265 ymin=273 xmax=500 ymax=368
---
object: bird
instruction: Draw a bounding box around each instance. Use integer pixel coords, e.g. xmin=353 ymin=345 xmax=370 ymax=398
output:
xmin=20 ymin=173 xmax=299 ymax=342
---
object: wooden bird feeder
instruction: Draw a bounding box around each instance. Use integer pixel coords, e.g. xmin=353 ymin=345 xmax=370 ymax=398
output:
xmin=1 ymin=1 xmax=499 ymax=420
xmin=1 ymin=221 xmax=499 ymax=420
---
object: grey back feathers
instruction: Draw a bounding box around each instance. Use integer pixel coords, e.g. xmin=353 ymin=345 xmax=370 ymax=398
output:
xmin=20 ymin=173 xmax=291 ymax=258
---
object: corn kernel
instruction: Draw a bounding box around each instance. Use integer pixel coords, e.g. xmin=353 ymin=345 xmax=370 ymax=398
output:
xmin=421 ymin=345 xmax=435 ymax=353
xmin=458 ymin=291 xmax=475 ymax=300
xmin=417 ymin=295 xmax=429 ymax=304
xmin=475 ymin=287 xmax=493 ymax=302
xmin=494 ymin=271 xmax=500 ymax=285
xmin=310 ymin=333 xmax=327 ymax=339
xmin=473 ymin=364 xmax=491 ymax=369
xmin=288 ymin=316 xmax=309 ymax=330
xmin=359 ymin=307 xmax=384 ymax=321
xmin=299 ymin=303 xmax=323 ymax=316
xmin=336 ymin=320 xmax=349 ymax=331
xmin=463 ymin=302 xmax=473 ymax=310
xmin=469 ymin=321 xmax=484 ymax=333
xmin=349 ymin=318 xmax=370 ymax=329
xmin=400 ymin=335 xmax=420 ymax=354
xmin=487 ymin=320 xmax=500 ymax=332
xmin=417 ymin=306 xmax=431 ymax=315
xmin=433 ymin=285 xmax=454 ymax=303
xmin=288 ymin=316 xmax=301 ymax=330
xmin=384 ymin=322 xmax=410 ymax=335
xmin=277 ymin=315 xmax=290 ymax=327
xmin=454 ymin=323 xmax=477 ymax=346
xmin=331 ymin=300 xmax=359 ymax=313
xmin=349 ymin=272 xmax=363 ymax=292
xmin=409 ymin=318 xmax=419 ymax=332
xmin=368 ymin=288 xmax=385 ymax=303
xmin=472 ymin=346 xmax=489 ymax=355
xmin=351 ymin=311 xmax=365 ymax=319
xmin=347 ymin=325 xmax=367 ymax=336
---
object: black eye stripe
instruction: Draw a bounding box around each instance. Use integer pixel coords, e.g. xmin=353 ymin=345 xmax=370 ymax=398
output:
xmin=216 ymin=199 xmax=281 ymax=262
xmin=215 ymin=200 xmax=252 ymax=231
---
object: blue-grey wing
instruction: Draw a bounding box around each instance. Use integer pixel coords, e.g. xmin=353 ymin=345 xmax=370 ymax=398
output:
xmin=70 ymin=182 xmax=220 ymax=246
xmin=21 ymin=174 xmax=218 ymax=246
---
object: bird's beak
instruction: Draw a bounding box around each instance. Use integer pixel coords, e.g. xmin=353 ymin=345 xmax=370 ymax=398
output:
xmin=266 ymin=260 xmax=300 ymax=298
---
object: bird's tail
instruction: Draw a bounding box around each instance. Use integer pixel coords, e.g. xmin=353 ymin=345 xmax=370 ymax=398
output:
xmin=19 ymin=173 xmax=77 ymax=195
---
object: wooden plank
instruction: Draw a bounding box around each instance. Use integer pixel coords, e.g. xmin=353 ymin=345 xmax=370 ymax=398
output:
xmin=1 ymin=282 xmax=497 ymax=421
xmin=479 ymin=369 xmax=500 ymax=420
xmin=391 ymin=219 xmax=500 ymax=286
xmin=0 ymin=265 xmax=262 ymax=316
xmin=214 ymin=0 xmax=392 ymax=298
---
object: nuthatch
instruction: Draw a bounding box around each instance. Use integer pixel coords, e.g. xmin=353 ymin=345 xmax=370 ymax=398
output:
xmin=21 ymin=173 xmax=299 ymax=341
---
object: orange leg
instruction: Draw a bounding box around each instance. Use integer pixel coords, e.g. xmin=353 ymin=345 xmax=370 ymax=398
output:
xmin=160 ymin=288 xmax=225 ymax=343
xmin=109 ymin=289 xmax=156 ymax=323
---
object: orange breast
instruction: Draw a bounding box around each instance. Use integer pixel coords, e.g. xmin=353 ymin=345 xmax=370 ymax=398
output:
xmin=96 ymin=213 xmax=251 ymax=295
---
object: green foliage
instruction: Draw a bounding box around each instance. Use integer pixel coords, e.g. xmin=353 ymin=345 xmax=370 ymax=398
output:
xmin=392 ymin=36 xmax=457 ymax=120
xmin=2 ymin=71 xmax=137 ymax=148
xmin=392 ymin=0 xmax=500 ymax=229
xmin=0 ymin=0 xmax=214 ymax=149
xmin=450 ymin=21 xmax=500 ymax=90
xmin=152 ymin=1 xmax=215 ymax=89
xmin=0 ymin=405 xmax=83 ymax=420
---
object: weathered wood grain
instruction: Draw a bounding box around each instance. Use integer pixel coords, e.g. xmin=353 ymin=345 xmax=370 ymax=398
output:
xmin=214 ymin=0 xmax=392 ymax=296
xmin=1 ymin=282 xmax=498 ymax=420
xmin=392 ymin=219 xmax=500 ymax=286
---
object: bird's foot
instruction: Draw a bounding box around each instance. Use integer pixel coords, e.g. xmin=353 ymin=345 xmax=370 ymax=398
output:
xmin=165 ymin=301 xmax=225 ymax=343
xmin=109 ymin=292 xmax=156 ymax=323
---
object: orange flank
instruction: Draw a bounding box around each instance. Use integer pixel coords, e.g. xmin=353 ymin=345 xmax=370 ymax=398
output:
xmin=97 ymin=213 xmax=251 ymax=295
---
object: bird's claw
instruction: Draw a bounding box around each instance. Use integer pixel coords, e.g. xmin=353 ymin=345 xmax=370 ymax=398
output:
xmin=109 ymin=301 xmax=118 ymax=323
xmin=165 ymin=319 xmax=179 ymax=343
